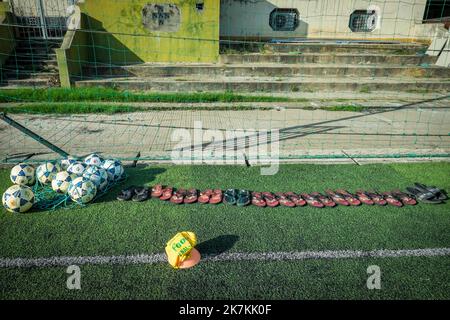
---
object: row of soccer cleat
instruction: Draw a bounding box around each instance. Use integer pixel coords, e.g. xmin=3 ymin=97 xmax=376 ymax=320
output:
xmin=3 ymin=154 xmax=124 ymax=213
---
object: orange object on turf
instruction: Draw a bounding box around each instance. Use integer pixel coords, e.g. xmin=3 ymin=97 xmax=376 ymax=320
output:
xmin=165 ymin=231 xmax=198 ymax=269
xmin=179 ymin=248 xmax=201 ymax=269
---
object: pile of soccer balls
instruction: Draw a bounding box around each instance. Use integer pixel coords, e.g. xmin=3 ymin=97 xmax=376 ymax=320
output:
xmin=2 ymin=154 xmax=124 ymax=213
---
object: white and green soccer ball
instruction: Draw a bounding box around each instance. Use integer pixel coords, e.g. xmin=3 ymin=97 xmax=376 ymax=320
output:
xmin=101 ymin=159 xmax=124 ymax=181
xmin=84 ymin=153 xmax=104 ymax=167
xmin=51 ymin=171 xmax=77 ymax=194
xmin=2 ymin=185 xmax=35 ymax=213
xmin=68 ymin=177 xmax=97 ymax=204
xmin=60 ymin=156 xmax=78 ymax=170
xmin=36 ymin=162 xmax=61 ymax=185
xmin=83 ymin=165 xmax=108 ymax=191
xmin=67 ymin=161 xmax=86 ymax=176
xmin=10 ymin=163 xmax=35 ymax=186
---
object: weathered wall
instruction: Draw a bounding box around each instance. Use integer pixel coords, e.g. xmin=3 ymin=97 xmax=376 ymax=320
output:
xmin=80 ymin=0 xmax=220 ymax=64
xmin=0 ymin=1 xmax=15 ymax=83
xmin=220 ymin=0 xmax=438 ymax=42
xmin=56 ymin=11 xmax=92 ymax=88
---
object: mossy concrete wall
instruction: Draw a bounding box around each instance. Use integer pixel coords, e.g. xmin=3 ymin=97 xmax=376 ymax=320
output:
xmin=80 ymin=0 xmax=220 ymax=64
xmin=0 ymin=2 xmax=15 ymax=83
xmin=56 ymin=13 xmax=93 ymax=88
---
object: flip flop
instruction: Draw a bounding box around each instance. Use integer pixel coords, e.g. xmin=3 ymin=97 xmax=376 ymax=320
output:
xmin=325 ymin=190 xmax=350 ymax=206
xmin=160 ymin=186 xmax=173 ymax=201
xmin=251 ymin=192 xmax=267 ymax=207
xmin=132 ymin=187 xmax=150 ymax=202
xmin=224 ymin=189 xmax=237 ymax=205
xmin=184 ymin=188 xmax=198 ymax=204
xmin=237 ymin=190 xmax=251 ymax=207
xmin=391 ymin=190 xmax=417 ymax=206
xmin=116 ymin=185 xmax=137 ymax=201
xmin=301 ymin=193 xmax=324 ymax=208
xmin=170 ymin=189 xmax=186 ymax=204
xmin=406 ymin=187 xmax=442 ymax=204
xmin=414 ymin=183 xmax=447 ymax=201
xmin=198 ymin=189 xmax=212 ymax=204
xmin=275 ymin=192 xmax=296 ymax=207
xmin=151 ymin=184 xmax=163 ymax=198
xmin=366 ymin=191 xmax=387 ymax=206
xmin=285 ymin=192 xmax=306 ymax=206
xmin=355 ymin=190 xmax=375 ymax=205
xmin=414 ymin=182 xmax=448 ymax=200
xmin=381 ymin=192 xmax=403 ymax=207
xmin=210 ymin=189 xmax=223 ymax=204
xmin=262 ymin=192 xmax=279 ymax=207
xmin=335 ymin=189 xmax=361 ymax=206
xmin=310 ymin=192 xmax=336 ymax=207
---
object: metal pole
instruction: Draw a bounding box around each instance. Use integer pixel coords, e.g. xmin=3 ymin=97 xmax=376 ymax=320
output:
xmin=0 ymin=112 xmax=69 ymax=157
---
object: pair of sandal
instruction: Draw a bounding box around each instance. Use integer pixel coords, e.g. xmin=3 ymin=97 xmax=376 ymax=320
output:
xmin=117 ymin=186 xmax=150 ymax=202
xmin=300 ymin=193 xmax=335 ymax=208
xmin=407 ymin=183 xmax=447 ymax=204
xmin=252 ymin=192 xmax=280 ymax=207
xmin=152 ymin=185 xmax=199 ymax=204
xmin=198 ymin=189 xmax=222 ymax=204
xmin=169 ymin=189 xmax=198 ymax=204
xmin=326 ymin=190 xmax=361 ymax=206
xmin=224 ymin=189 xmax=250 ymax=206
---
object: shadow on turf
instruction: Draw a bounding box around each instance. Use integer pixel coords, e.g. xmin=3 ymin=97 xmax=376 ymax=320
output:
xmin=196 ymin=235 xmax=239 ymax=256
xmin=94 ymin=166 xmax=166 ymax=204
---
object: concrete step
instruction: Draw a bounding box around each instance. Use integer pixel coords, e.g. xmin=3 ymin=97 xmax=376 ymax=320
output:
xmin=221 ymin=42 xmax=428 ymax=55
xmin=10 ymin=52 xmax=57 ymax=59
xmin=75 ymin=76 xmax=450 ymax=93
xmin=7 ymin=78 xmax=52 ymax=87
xmin=267 ymin=42 xmax=428 ymax=54
xmin=16 ymin=39 xmax=62 ymax=47
xmin=220 ymin=53 xmax=437 ymax=65
xmin=4 ymin=71 xmax=58 ymax=81
xmin=4 ymin=59 xmax=58 ymax=70
xmin=14 ymin=47 xmax=58 ymax=55
xmin=116 ymin=64 xmax=450 ymax=79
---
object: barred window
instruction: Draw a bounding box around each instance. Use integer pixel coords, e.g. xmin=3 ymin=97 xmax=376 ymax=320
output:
xmin=269 ymin=8 xmax=299 ymax=31
xmin=349 ymin=10 xmax=378 ymax=32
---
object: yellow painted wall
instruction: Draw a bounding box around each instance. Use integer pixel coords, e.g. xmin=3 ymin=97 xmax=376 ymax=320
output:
xmin=80 ymin=0 xmax=220 ymax=64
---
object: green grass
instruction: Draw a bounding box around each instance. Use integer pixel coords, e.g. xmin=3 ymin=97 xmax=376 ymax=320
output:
xmin=359 ymin=85 xmax=372 ymax=94
xmin=0 ymin=163 xmax=449 ymax=299
xmin=0 ymin=103 xmax=268 ymax=114
xmin=0 ymin=88 xmax=296 ymax=104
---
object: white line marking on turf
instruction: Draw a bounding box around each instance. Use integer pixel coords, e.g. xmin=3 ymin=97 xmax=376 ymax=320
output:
xmin=1 ymin=248 xmax=450 ymax=268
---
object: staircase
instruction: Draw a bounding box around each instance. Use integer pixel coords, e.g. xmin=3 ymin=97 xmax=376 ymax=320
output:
xmin=75 ymin=41 xmax=450 ymax=94
xmin=0 ymin=38 xmax=61 ymax=88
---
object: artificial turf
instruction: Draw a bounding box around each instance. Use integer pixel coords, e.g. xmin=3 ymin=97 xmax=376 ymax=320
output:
xmin=0 ymin=162 xmax=449 ymax=299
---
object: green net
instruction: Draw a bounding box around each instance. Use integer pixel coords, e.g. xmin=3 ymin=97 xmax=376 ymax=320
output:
xmin=31 ymin=172 xmax=127 ymax=211
xmin=0 ymin=0 xmax=449 ymax=163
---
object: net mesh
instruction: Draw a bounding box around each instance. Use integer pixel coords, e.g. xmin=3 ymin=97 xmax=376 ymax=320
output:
xmin=0 ymin=0 xmax=449 ymax=163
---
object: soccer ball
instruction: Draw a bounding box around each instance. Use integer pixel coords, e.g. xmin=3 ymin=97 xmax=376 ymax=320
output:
xmin=67 ymin=161 xmax=86 ymax=176
xmin=60 ymin=156 xmax=78 ymax=170
xmin=68 ymin=177 xmax=97 ymax=204
xmin=2 ymin=185 xmax=35 ymax=213
xmin=101 ymin=159 xmax=124 ymax=181
xmin=36 ymin=162 xmax=61 ymax=185
xmin=51 ymin=171 xmax=77 ymax=194
xmin=84 ymin=153 xmax=104 ymax=167
xmin=10 ymin=163 xmax=35 ymax=186
xmin=83 ymin=165 xmax=108 ymax=191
